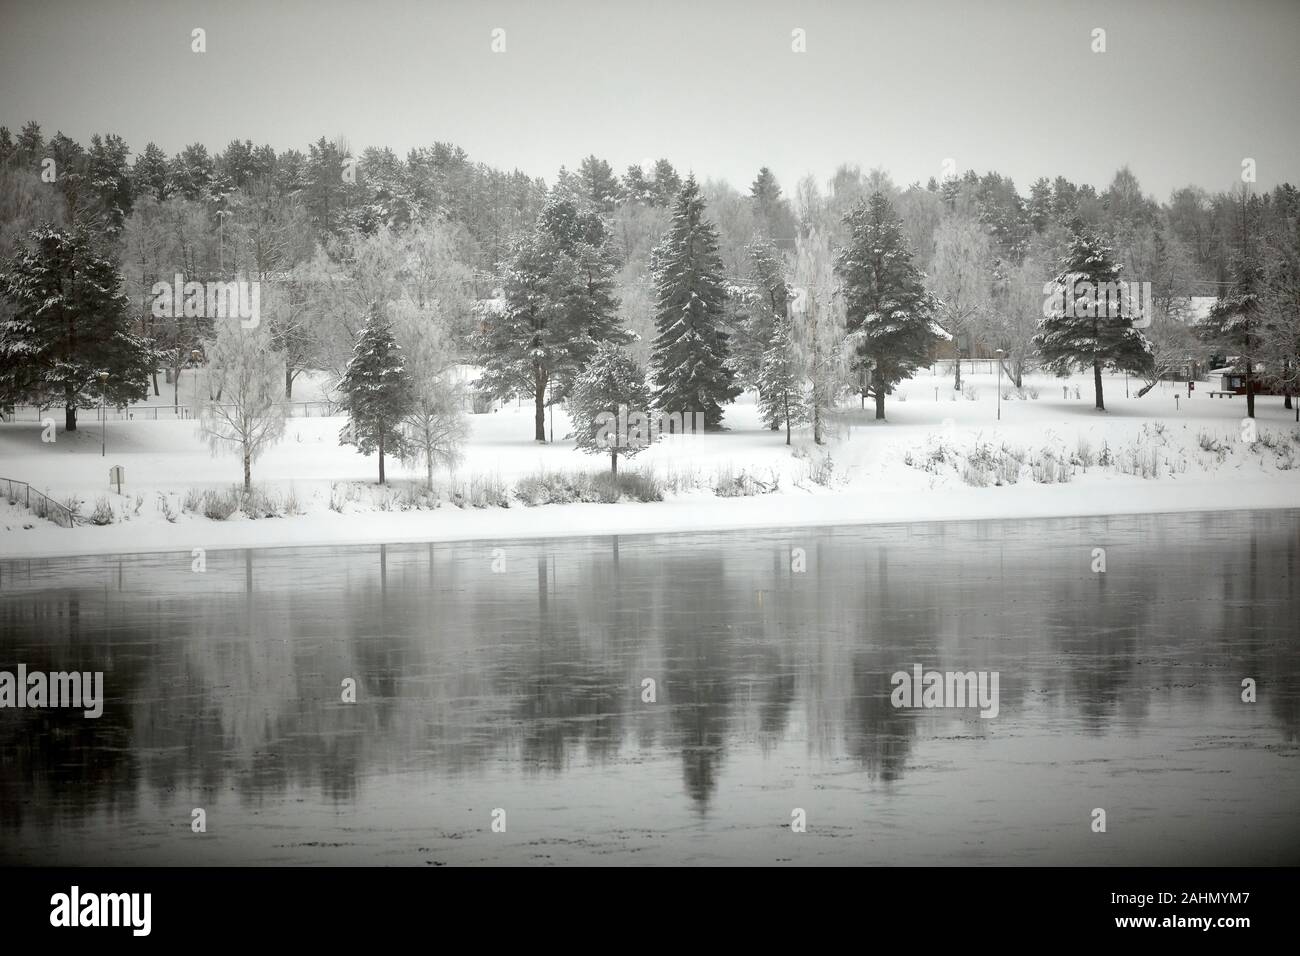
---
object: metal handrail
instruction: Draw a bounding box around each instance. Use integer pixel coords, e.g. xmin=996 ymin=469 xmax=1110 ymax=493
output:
xmin=0 ymin=477 xmax=77 ymax=528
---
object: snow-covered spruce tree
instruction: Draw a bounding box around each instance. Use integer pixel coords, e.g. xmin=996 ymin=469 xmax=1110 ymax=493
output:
xmin=567 ymin=342 xmax=652 ymax=475
xmin=835 ymin=192 xmax=938 ymax=420
xmin=198 ymin=321 xmax=287 ymax=493
xmin=1200 ymin=254 xmax=1267 ymax=418
xmin=338 ymin=306 xmax=414 ymax=484
xmin=649 ymin=175 xmax=740 ymax=429
xmin=757 ymin=307 xmax=808 ymax=445
xmin=1033 ymin=230 xmax=1153 ymax=411
xmin=0 ymin=225 xmax=152 ymax=431
xmin=473 ymin=195 xmax=626 ymax=442
xmin=729 ymin=237 xmax=791 ymax=429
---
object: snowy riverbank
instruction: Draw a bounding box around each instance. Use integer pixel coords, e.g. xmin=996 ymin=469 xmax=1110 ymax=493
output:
xmin=3 ymin=370 xmax=1298 ymax=560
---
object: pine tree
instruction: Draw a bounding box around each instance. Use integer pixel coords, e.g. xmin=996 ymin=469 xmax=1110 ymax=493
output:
xmin=757 ymin=308 xmax=808 ymax=444
xmin=0 ymin=225 xmax=152 ymax=431
xmin=568 ymin=342 xmax=652 ymax=474
xmin=338 ymin=306 xmax=414 ymax=484
xmin=1033 ymin=230 xmax=1153 ymax=410
xmin=835 ymin=192 xmax=938 ymax=420
xmin=578 ymin=155 xmax=622 ymax=213
xmin=473 ymin=194 xmax=626 ymax=441
xmin=649 ymin=175 xmax=740 ymax=428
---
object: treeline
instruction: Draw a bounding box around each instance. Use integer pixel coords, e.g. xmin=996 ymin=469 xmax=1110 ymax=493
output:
xmin=1 ymin=120 xmax=1298 ymax=467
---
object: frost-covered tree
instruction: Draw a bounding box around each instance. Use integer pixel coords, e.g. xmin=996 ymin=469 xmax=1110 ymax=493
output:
xmin=338 ymin=306 xmax=414 ymax=484
xmin=1034 ymin=230 xmax=1153 ymax=411
xmin=568 ymin=342 xmax=652 ymax=475
xmin=649 ymin=175 xmax=740 ymax=428
xmin=198 ymin=322 xmax=287 ymax=492
xmin=0 ymin=225 xmax=152 ymax=430
xmin=395 ymin=302 xmax=468 ymax=488
xmin=928 ymin=215 xmax=993 ymax=390
xmin=792 ymin=228 xmax=846 ymax=443
xmin=835 ymin=192 xmax=937 ymax=420
xmin=729 ymin=237 xmax=790 ymax=417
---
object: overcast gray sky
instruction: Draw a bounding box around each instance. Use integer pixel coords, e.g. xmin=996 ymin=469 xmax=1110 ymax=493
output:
xmin=2 ymin=0 xmax=1298 ymax=199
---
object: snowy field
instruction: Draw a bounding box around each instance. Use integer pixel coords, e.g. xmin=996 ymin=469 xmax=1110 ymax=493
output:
xmin=1 ymin=368 xmax=1298 ymax=560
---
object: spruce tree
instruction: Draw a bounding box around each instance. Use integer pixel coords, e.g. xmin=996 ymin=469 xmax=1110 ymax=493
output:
xmin=835 ymin=192 xmax=938 ymax=420
xmin=473 ymin=194 xmax=626 ymax=441
xmin=568 ymin=342 xmax=652 ymax=475
xmin=1033 ymin=230 xmax=1153 ymax=410
xmin=757 ymin=309 xmax=808 ymax=444
xmin=338 ymin=306 xmax=414 ymax=484
xmin=0 ymin=225 xmax=152 ymax=431
xmin=649 ymin=175 xmax=740 ymax=429
xmin=1200 ymin=254 xmax=1266 ymax=418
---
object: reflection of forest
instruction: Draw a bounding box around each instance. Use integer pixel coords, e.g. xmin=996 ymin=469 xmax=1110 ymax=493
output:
xmin=1 ymin=510 xmax=1296 ymax=828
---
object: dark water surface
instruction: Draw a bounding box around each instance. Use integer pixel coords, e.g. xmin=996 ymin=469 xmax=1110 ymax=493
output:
xmin=2 ymin=510 xmax=1298 ymax=865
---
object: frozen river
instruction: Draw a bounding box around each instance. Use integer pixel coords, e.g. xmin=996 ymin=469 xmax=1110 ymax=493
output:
xmin=1 ymin=510 xmax=1297 ymax=865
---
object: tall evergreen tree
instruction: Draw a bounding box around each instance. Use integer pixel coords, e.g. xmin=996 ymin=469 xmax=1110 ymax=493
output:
xmin=473 ymin=195 xmax=626 ymax=441
xmin=1200 ymin=254 xmax=1266 ymax=418
xmin=649 ymin=175 xmax=740 ymax=428
xmin=338 ymin=306 xmax=414 ymax=484
xmin=578 ymin=155 xmax=622 ymax=213
xmin=0 ymin=225 xmax=153 ymax=430
xmin=1033 ymin=230 xmax=1153 ymax=410
xmin=835 ymin=192 xmax=938 ymax=420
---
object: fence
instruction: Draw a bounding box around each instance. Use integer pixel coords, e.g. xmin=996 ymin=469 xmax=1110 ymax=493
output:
xmin=2 ymin=400 xmax=338 ymax=423
xmin=929 ymin=359 xmax=1001 ymax=377
xmin=0 ymin=477 xmax=77 ymax=528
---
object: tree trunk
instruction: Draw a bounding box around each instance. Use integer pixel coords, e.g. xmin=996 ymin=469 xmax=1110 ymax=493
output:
xmin=174 ymin=368 xmax=181 ymax=411
xmin=953 ymin=346 xmax=962 ymax=391
xmin=1093 ymin=360 xmax=1105 ymax=411
xmin=152 ymin=372 xmax=160 ymax=397
xmin=285 ymin=364 xmax=294 ymax=400
xmin=243 ymin=453 xmax=251 ymax=493
xmin=610 ymin=449 xmax=617 ymax=475
xmin=533 ymin=365 xmax=547 ymax=442
xmin=1136 ymin=382 xmax=1156 ymax=398
xmin=783 ymin=393 xmax=791 ymax=445
xmin=1284 ymin=389 xmax=1292 ymax=410
xmin=427 ymin=459 xmax=434 ymax=490
xmin=64 ymin=384 xmax=77 ymax=431
xmin=874 ymin=370 xmax=886 ymax=420
xmin=1245 ymin=365 xmax=1255 ymax=418
xmin=378 ymin=433 xmax=386 ymax=485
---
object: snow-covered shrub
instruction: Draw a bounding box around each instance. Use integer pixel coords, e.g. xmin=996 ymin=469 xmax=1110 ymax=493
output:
xmin=963 ymin=384 xmax=979 ymax=401
xmin=1075 ymin=437 xmax=1095 ymax=468
xmin=157 ymin=493 xmax=178 ymax=523
xmin=201 ymin=488 xmax=240 ymax=520
xmin=59 ymin=495 xmax=82 ymax=518
xmin=89 ymin=496 xmax=115 ymax=525
xmin=713 ymin=468 xmax=779 ymax=497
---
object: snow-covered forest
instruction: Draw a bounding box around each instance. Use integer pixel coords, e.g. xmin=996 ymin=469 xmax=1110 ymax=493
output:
xmin=1 ymin=121 xmax=1298 ymax=554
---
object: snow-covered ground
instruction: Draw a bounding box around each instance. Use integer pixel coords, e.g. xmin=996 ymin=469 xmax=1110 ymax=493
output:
xmin=2 ymin=369 xmax=1297 ymax=559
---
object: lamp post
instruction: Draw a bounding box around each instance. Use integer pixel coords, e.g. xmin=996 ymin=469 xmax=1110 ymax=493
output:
xmin=98 ymin=370 xmax=108 ymax=456
xmin=995 ymin=349 xmax=1004 ymax=422
xmin=191 ymin=350 xmax=202 ymax=419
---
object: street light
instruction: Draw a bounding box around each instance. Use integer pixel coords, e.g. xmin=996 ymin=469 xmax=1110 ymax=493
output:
xmin=191 ymin=350 xmax=202 ymax=419
xmin=995 ymin=349 xmax=1004 ymax=422
xmin=98 ymin=370 xmax=109 ymax=456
